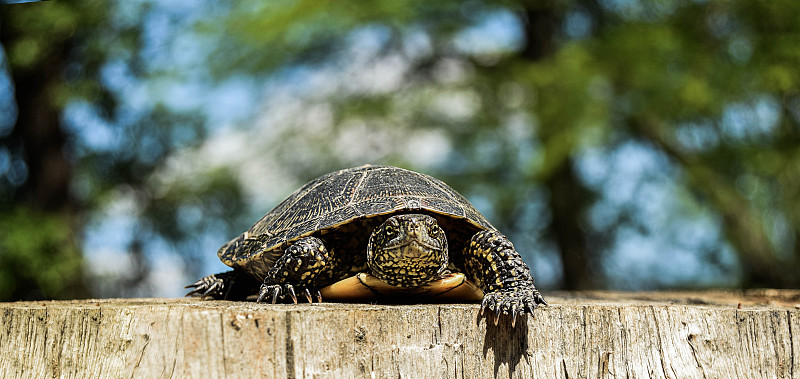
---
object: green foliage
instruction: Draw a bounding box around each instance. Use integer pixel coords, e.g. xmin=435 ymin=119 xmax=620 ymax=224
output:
xmin=2 ymin=1 xmax=248 ymax=297
xmin=200 ymin=0 xmax=800 ymax=287
xmin=208 ymin=0 xmax=484 ymax=75
xmin=2 ymin=0 xmax=116 ymax=106
xmin=4 ymin=0 xmax=800 ymax=296
xmin=0 ymin=207 xmax=86 ymax=300
xmin=0 ymin=0 xmax=116 ymax=300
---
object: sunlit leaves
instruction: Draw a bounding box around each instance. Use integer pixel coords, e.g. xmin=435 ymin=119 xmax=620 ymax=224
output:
xmin=0 ymin=207 xmax=86 ymax=300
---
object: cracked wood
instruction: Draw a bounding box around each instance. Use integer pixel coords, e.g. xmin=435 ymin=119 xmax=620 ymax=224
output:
xmin=0 ymin=291 xmax=798 ymax=378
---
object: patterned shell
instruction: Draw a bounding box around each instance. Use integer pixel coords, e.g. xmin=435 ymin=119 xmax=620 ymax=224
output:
xmin=218 ymin=165 xmax=494 ymax=275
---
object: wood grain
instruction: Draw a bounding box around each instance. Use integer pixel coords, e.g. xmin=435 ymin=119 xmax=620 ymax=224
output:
xmin=1 ymin=291 xmax=798 ymax=378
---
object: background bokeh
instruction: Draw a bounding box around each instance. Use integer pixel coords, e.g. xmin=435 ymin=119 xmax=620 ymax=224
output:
xmin=1 ymin=0 xmax=799 ymax=300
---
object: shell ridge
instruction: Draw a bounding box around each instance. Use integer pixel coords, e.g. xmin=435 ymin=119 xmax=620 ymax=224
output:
xmin=272 ymin=166 xmax=365 ymax=223
xmin=419 ymin=173 xmax=468 ymax=216
xmin=346 ymin=170 xmax=369 ymax=207
xmin=419 ymin=172 xmax=494 ymax=230
xmin=420 ymin=173 xmax=459 ymax=203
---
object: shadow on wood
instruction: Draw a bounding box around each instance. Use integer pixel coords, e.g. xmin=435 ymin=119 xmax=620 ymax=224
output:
xmin=1 ymin=290 xmax=798 ymax=378
xmin=486 ymin=314 xmax=530 ymax=379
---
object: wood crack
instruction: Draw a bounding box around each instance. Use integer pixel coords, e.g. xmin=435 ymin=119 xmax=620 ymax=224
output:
xmin=2 ymin=296 xmax=798 ymax=378
xmin=285 ymin=312 xmax=296 ymax=379
xmin=219 ymin=312 xmax=227 ymax=377
xmin=787 ymin=310 xmax=794 ymax=379
xmin=649 ymin=306 xmax=671 ymax=379
xmin=686 ymin=333 xmax=707 ymax=379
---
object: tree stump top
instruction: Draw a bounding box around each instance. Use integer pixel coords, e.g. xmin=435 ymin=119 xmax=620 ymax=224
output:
xmin=2 ymin=290 xmax=798 ymax=378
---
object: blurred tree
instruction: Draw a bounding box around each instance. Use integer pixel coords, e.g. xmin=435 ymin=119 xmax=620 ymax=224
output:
xmin=0 ymin=1 xmax=97 ymax=299
xmin=0 ymin=1 xmax=248 ymax=299
xmin=202 ymin=0 xmax=800 ymax=288
xmin=3 ymin=0 xmax=799 ymax=300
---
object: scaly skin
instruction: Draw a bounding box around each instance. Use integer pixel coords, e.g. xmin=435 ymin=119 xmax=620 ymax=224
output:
xmin=184 ymin=270 xmax=258 ymax=300
xmin=463 ymin=230 xmax=547 ymax=324
xmin=185 ymin=237 xmax=330 ymax=303
xmin=187 ymin=216 xmax=548 ymax=326
xmin=367 ymin=214 xmax=448 ymax=287
xmin=256 ymin=236 xmax=330 ymax=303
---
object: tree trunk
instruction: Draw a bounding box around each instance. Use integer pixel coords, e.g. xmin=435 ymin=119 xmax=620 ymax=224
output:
xmin=518 ymin=2 xmax=595 ymax=290
xmin=2 ymin=291 xmax=798 ymax=378
xmin=0 ymin=3 xmax=88 ymax=301
xmin=0 ymin=6 xmax=75 ymax=213
xmin=546 ymin=159 xmax=595 ymax=290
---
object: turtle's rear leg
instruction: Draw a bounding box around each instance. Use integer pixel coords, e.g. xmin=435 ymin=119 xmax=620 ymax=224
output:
xmin=185 ymin=270 xmax=258 ymax=300
xmin=463 ymin=230 xmax=547 ymax=325
xmin=257 ymin=236 xmax=330 ymax=304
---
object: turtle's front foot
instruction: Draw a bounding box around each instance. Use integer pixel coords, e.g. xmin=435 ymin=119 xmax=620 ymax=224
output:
xmin=185 ymin=271 xmax=234 ymax=299
xmin=481 ymin=287 xmax=547 ymax=326
xmin=463 ymin=230 xmax=547 ymax=327
xmin=257 ymin=283 xmax=322 ymax=304
xmin=256 ymin=236 xmax=330 ymax=304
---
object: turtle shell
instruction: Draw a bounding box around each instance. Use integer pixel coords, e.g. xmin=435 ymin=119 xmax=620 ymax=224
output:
xmin=218 ymin=164 xmax=495 ymax=281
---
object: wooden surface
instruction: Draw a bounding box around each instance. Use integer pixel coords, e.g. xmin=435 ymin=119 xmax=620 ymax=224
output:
xmin=1 ymin=290 xmax=799 ymax=378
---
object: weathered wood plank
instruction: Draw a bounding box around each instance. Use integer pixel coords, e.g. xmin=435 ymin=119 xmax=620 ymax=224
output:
xmin=1 ymin=291 xmax=798 ymax=378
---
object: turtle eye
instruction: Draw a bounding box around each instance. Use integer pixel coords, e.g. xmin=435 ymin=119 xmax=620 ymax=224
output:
xmin=384 ymin=226 xmax=394 ymax=236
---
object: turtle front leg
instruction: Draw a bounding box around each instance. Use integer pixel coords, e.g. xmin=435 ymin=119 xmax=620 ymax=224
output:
xmin=463 ymin=230 xmax=547 ymax=325
xmin=257 ymin=236 xmax=330 ymax=304
xmin=185 ymin=270 xmax=259 ymax=300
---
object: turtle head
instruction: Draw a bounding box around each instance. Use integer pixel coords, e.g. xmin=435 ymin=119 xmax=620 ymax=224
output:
xmin=367 ymin=214 xmax=448 ymax=287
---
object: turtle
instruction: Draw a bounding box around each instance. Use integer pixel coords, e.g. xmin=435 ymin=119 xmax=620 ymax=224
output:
xmin=186 ymin=164 xmax=546 ymax=323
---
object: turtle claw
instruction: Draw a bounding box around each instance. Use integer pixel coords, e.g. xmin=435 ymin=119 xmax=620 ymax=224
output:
xmin=184 ymin=283 xmax=204 ymax=296
xmin=255 ymin=284 xmax=281 ymax=303
xmin=480 ymin=288 xmax=547 ymax=327
xmin=201 ymin=281 xmax=222 ymax=298
xmin=257 ymin=283 xmax=316 ymax=304
xmin=511 ymin=306 xmax=518 ymax=328
xmin=271 ymin=288 xmax=281 ymax=304
xmin=255 ymin=290 xmax=267 ymax=303
xmin=534 ymin=292 xmax=548 ymax=307
xmin=511 ymin=305 xmax=518 ymax=327
xmin=185 ymin=274 xmax=228 ymax=299
xmin=184 ymin=278 xmax=205 ymax=289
